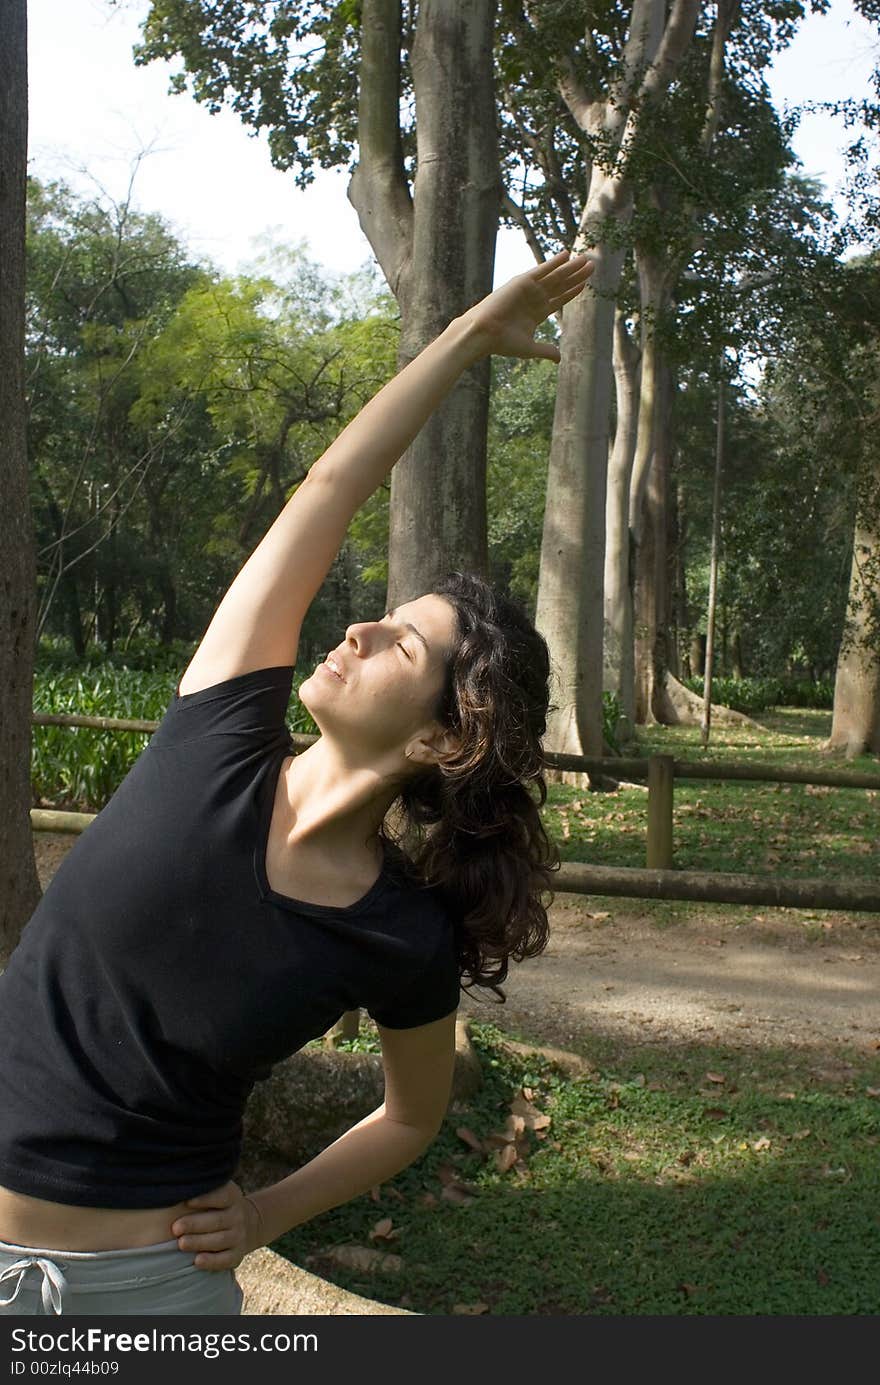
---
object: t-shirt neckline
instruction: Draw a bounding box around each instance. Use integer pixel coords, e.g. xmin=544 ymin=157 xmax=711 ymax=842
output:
xmin=253 ymin=745 xmax=393 ymax=917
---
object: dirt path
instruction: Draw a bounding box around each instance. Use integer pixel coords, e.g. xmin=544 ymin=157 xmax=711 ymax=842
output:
xmin=458 ymin=892 xmax=880 ymax=1064
xmin=34 ymin=834 xmax=880 ymax=1063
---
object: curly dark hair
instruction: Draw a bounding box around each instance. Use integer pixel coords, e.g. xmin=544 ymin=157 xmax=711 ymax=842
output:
xmin=379 ymin=570 xmax=560 ymax=1006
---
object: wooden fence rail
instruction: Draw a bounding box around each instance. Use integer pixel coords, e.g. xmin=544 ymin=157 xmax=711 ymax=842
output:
xmin=31 ymin=714 xmax=880 ymax=914
xmin=30 ymin=717 xmax=880 ymax=1038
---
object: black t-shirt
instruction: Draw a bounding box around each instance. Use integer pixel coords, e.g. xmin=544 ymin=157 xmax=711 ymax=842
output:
xmin=0 ymin=666 xmax=460 ymax=1209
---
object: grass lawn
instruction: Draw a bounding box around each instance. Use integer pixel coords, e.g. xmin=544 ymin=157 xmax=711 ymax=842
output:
xmin=546 ymin=708 xmax=878 ymax=890
xmin=287 ymin=1019 xmax=880 ymax=1315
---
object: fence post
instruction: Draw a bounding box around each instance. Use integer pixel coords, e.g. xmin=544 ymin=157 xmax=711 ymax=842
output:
xmin=647 ymin=755 xmax=675 ymax=869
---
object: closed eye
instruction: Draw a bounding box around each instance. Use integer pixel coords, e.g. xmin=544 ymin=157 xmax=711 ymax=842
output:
xmin=382 ymin=611 xmax=413 ymax=661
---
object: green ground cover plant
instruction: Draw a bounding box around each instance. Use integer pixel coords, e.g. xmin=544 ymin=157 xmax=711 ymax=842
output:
xmin=293 ymin=1021 xmax=880 ymax=1315
xmin=558 ymin=709 xmax=879 ymax=890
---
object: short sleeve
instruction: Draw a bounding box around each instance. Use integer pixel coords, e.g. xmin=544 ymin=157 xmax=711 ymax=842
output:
xmin=367 ymin=929 xmax=460 ymax=1030
xmin=148 ymin=666 xmax=295 ymax=754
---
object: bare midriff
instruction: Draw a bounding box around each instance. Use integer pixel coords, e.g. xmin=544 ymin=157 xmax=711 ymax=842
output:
xmin=0 ymin=1183 xmax=190 ymax=1252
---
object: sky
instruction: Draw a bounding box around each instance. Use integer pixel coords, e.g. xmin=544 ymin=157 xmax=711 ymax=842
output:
xmin=27 ymin=0 xmax=878 ymax=287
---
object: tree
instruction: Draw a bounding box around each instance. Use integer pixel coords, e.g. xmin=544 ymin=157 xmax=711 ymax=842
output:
xmin=26 ymin=176 xmax=207 ymax=652
xmin=820 ymin=255 xmax=880 ymax=756
xmin=498 ymin=0 xmax=701 ymax=773
xmin=136 ymin=0 xmax=500 ymax=608
xmin=0 ymin=0 xmax=40 ymax=962
xmin=26 ymin=179 xmax=402 ymax=663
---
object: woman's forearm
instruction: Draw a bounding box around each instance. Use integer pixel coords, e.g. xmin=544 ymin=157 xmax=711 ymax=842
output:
xmin=246 ymin=1104 xmax=435 ymax=1245
xmin=308 ymin=314 xmax=488 ymax=511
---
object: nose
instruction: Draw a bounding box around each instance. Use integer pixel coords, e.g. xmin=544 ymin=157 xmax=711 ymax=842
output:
xmin=343 ymin=621 xmax=372 ymax=655
xmin=344 ymin=618 xmax=388 ymax=655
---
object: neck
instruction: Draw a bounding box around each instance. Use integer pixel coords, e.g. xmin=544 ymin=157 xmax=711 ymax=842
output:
xmin=281 ymin=737 xmax=403 ymax=861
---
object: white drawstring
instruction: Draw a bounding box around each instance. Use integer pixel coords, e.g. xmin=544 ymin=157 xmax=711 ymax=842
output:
xmin=0 ymin=1255 xmax=67 ymax=1314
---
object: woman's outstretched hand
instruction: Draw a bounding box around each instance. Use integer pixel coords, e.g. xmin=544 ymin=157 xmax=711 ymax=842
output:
xmin=459 ymin=248 xmax=595 ymax=363
xmin=171 ymin=1179 xmax=264 ymax=1271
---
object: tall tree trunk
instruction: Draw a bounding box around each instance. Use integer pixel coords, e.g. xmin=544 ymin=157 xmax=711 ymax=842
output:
xmin=667 ymin=459 xmax=683 ymax=678
xmin=701 ymin=376 xmax=725 ymax=748
xmin=604 ymin=307 xmax=641 ymax=731
xmin=633 ymin=361 xmax=673 ymax=723
xmin=533 ymin=0 xmax=700 ymax=784
xmin=348 ymin=0 xmax=498 ymax=605
xmin=537 ymin=237 xmax=628 ymax=776
xmin=0 ymin=0 xmax=41 ymax=964
xmin=824 ymin=463 xmax=880 ymax=757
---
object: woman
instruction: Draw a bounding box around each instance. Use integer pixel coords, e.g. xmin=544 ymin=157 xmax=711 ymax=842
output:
xmin=0 ymin=249 xmax=593 ymax=1315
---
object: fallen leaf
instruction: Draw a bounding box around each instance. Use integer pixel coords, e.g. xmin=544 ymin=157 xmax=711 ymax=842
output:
xmin=866 ymin=1088 xmax=880 ymax=1098
xmin=817 ymin=1268 xmax=830 ymax=1287
xmin=502 ymin=1113 xmax=527 ymax=1142
xmin=494 ymin=1143 xmax=519 ymax=1173
xmin=792 ymin=1129 xmax=812 ymax=1140
xmin=309 ymin=1244 xmax=403 ymax=1274
xmin=418 ymin=1192 xmax=438 ymax=1207
xmin=440 ymin=1182 xmax=477 ymax=1205
xmin=753 ymin=1137 xmax=771 ymax=1151
xmin=705 ymin=1072 xmax=726 ymax=1084
xmin=369 ymin=1217 xmax=396 ymax=1242
xmin=452 ymin=1302 xmax=490 ymax=1315
xmin=455 ymin=1126 xmax=486 ymax=1153
xmin=510 ymin=1094 xmax=546 ymax=1124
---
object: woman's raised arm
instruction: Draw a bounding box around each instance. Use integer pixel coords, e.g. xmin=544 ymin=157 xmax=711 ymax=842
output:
xmin=177 ymin=251 xmax=593 ymax=697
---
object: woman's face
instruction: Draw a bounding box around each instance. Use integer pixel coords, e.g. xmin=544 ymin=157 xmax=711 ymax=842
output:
xmin=298 ymin=593 xmax=459 ymax=763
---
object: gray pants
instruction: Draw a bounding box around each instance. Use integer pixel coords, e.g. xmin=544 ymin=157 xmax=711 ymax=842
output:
xmin=0 ymin=1236 xmax=244 ymax=1316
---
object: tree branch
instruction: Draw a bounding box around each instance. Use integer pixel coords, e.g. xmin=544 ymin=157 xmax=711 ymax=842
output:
xmin=347 ymin=0 xmax=413 ymax=296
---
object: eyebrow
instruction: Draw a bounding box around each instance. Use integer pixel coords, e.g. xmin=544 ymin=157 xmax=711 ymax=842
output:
xmin=386 ymin=607 xmax=430 ymax=658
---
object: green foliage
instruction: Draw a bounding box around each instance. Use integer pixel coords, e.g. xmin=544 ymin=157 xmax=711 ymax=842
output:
xmin=681 ymin=676 xmax=835 ymax=714
xmin=27 ymin=175 xmax=399 ymax=663
xmin=136 ymin=2 xmax=367 ymax=189
xmin=279 ymin=1017 xmax=880 ymax=1315
xmin=602 ymin=690 xmax=624 ymax=753
xmin=31 ymin=658 xmax=318 ymax=811
xmin=545 ymin=710 xmax=878 ymax=883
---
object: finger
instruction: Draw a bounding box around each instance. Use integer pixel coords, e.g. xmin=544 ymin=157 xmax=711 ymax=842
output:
xmin=532 ymin=248 xmax=573 ymax=279
xmin=192 ymin=1250 xmax=238 ymax=1271
xmin=546 ymin=256 xmax=594 ymax=290
xmin=172 ymin=1211 xmax=228 ymax=1236
xmin=178 ymin=1228 xmax=235 ymax=1253
xmin=548 ymin=280 xmax=592 ymax=309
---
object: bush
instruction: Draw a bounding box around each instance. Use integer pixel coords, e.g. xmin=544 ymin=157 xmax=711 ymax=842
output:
xmin=32 ymin=660 xmax=318 ymax=811
xmin=681 ymin=675 xmax=834 ymax=714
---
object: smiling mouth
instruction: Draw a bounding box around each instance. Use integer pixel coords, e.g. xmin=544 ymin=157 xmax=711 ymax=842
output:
xmin=320 ymin=660 xmax=344 ymax=682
